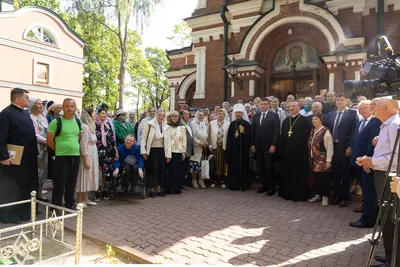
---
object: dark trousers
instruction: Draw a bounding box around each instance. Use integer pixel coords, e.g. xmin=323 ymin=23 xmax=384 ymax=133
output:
xmin=360 ymin=170 xmax=377 ymax=225
xmin=52 ymin=156 xmax=80 ymax=209
xmin=374 ymin=170 xmax=400 ymax=266
xmin=121 ymin=163 xmax=138 ymax=189
xmin=256 ymin=146 xmax=274 ymax=188
xmin=313 ymin=171 xmax=331 ymax=196
xmin=332 ymin=144 xmax=351 ymax=201
xmin=183 ymin=157 xmax=191 ymax=186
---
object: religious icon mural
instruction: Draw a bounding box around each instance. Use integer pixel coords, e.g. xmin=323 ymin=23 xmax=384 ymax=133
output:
xmin=272 ymin=42 xmax=320 ymax=72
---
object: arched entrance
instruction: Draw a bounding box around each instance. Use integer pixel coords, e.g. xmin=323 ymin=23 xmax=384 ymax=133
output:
xmin=270 ymin=42 xmax=321 ymax=100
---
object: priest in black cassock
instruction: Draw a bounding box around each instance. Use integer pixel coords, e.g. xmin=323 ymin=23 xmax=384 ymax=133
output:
xmin=0 ymin=88 xmax=38 ymax=223
xmin=226 ymin=104 xmax=252 ymax=191
xmin=279 ymin=101 xmax=312 ymax=201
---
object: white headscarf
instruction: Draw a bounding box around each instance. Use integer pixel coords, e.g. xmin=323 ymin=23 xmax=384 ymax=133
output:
xmin=148 ymin=108 xmax=167 ymax=139
xmin=194 ymin=109 xmax=206 ymax=131
xmin=232 ymin=104 xmax=249 ymax=122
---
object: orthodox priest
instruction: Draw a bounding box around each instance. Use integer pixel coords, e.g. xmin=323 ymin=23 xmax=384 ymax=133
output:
xmin=0 ymin=88 xmax=38 ymax=223
xmin=226 ymin=104 xmax=251 ymax=191
xmin=279 ymin=101 xmax=311 ymax=201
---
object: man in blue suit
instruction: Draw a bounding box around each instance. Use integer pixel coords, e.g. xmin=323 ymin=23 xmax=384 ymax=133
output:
xmin=348 ymin=99 xmax=381 ymax=227
xmin=326 ymin=93 xmax=358 ymax=207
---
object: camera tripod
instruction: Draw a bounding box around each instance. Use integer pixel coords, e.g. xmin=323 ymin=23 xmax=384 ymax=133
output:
xmin=366 ymin=127 xmax=400 ymax=267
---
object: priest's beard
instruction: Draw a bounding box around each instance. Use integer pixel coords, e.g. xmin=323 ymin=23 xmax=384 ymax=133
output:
xmin=236 ymin=116 xmax=243 ymax=121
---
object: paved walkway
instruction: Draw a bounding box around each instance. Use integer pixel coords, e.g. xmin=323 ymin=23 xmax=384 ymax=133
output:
xmin=66 ymin=188 xmax=377 ymax=266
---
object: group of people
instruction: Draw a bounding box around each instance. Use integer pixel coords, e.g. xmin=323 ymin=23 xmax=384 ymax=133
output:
xmin=1 ymin=87 xmax=400 ymax=266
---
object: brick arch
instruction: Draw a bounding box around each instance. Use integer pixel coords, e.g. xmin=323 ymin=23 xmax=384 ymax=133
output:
xmin=235 ymin=1 xmax=345 ymax=60
xmin=254 ymin=23 xmax=330 ymax=67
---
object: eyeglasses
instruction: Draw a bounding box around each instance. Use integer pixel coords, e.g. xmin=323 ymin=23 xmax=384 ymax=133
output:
xmin=171 ymin=115 xmax=179 ymax=117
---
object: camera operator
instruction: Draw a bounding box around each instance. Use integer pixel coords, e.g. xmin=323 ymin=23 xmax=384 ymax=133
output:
xmin=357 ymin=97 xmax=400 ymax=267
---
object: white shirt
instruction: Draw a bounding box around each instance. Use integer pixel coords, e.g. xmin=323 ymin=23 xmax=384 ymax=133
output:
xmin=359 ymin=115 xmax=373 ymax=132
xmin=299 ymin=110 xmax=312 ymax=116
xmin=259 ymin=111 xmax=268 ymax=125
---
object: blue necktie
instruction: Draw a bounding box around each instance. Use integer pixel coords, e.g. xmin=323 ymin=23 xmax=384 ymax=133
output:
xmin=333 ymin=112 xmax=342 ymax=141
xmin=359 ymin=119 xmax=367 ymax=133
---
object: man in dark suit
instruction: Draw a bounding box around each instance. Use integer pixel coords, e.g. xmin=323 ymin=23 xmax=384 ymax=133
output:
xmin=251 ymin=97 xmax=280 ymax=196
xmin=326 ymin=93 xmax=358 ymax=207
xmin=181 ymin=110 xmax=194 ymax=189
xmin=348 ymin=99 xmax=381 ymax=228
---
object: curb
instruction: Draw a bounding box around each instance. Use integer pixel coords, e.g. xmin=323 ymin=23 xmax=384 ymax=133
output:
xmin=65 ymin=227 xmax=154 ymax=264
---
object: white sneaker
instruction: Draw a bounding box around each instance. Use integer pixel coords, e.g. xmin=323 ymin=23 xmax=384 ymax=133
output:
xmin=309 ymin=195 xmax=321 ymax=203
xmin=198 ymin=178 xmax=206 ymax=189
xmin=211 ymin=183 xmax=216 ymax=188
xmin=349 ymin=185 xmax=357 ymax=194
xmin=83 ymin=201 xmax=97 ymax=206
xmin=192 ymin=180 xmax=199 ymax=189
xmin=356 ymin=185 xmax=363 ymax=196
xmin=321 ymin=197 xmax=329 ymax=207
xmin=221 ymin=183 xmax=226 ymax=188
xmin=41 ymin=190 xmax=48 ymax=195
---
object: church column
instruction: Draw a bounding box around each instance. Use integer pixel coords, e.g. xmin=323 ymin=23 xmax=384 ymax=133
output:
xmin=329 ymin=72 xmax=335 ymax=92
xmin=170 ymin=86 xmax=176 ymax=111
xmin=194 ymin=46 xmax=206 ymax=99
xmin=231 ymin=81 xmax=235 ymax=98
xmin=249 ymin=80 xmax=255 ymax=97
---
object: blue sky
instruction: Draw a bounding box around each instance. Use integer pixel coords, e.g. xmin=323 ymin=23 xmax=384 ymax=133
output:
xmin=141 ymin=0 xmax=197 ymax=50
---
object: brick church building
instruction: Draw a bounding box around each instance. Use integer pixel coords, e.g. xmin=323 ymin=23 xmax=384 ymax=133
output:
xmin=166 ymin=0 xmax=400 ymax=111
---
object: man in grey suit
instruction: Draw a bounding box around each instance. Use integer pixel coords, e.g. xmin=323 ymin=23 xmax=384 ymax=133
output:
xmin=181 ymin=110 xmax=194 ymax=188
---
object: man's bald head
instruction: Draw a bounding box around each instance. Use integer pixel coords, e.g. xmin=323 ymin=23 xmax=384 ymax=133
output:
xmin=375 ymin=97 xmax=399 ymax=122
xmin=312 ymin=101 xmax=322 ymax=115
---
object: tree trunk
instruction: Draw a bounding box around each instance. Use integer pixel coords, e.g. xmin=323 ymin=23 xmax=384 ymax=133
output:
xmin=118 ymin=52 xmax=128 ymax=109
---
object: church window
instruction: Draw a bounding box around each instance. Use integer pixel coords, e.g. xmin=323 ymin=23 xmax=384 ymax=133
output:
xmin=26 ymin=26 xmax=57 ymax=46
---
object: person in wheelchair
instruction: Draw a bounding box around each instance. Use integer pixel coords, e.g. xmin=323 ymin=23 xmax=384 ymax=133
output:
xmin=113 ymin=135 xmax=144 ymax=193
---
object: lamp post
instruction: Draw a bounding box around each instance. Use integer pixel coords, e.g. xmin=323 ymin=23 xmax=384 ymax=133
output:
xmin=225 ymin=56 xmax=243 ymax=90
xmin=335 ymin=43 xmax=348 ymax=66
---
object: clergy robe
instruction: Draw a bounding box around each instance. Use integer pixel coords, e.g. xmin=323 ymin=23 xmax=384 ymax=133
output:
xmin=279 ymin=113 xmax=312 ymax=201
xmin=0 ymin=104 xmax=38 ymax=223
xmin=226 ymin=119 xmax=251 ymax=190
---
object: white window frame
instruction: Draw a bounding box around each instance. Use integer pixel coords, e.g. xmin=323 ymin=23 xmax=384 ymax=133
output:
xmin=23 ymin=24 xmax=60 ymax=48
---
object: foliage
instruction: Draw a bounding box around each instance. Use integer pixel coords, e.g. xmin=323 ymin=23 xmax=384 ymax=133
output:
xmin=167 ymin=20 xmax=192 ymax=48
xmin=105 ymin=244 xmax=118 ymax=264
xmin=127 ymin=47 xmax=170 ymax=110
xmin=14 ymin=0 xmax=63 ymax=13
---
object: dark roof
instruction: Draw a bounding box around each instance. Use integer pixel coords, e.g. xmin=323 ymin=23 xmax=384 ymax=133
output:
xmin=166 ymin=43 xmax=193 ymax=56
xmin=1 ymin=6 xmax=87 ymax=45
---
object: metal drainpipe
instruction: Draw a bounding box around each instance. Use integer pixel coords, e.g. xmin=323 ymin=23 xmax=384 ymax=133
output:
xmin=221 ymin=0 xmax=229 ymax=102
xmin=377 ymin=0 xmax=384 ymax=35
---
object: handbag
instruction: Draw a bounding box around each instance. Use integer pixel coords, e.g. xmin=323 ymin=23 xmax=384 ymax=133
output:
xmin=200 ymin=150 xmax=210 ymax=179
xmin=124 ymin=155 xmax=137 ymax=166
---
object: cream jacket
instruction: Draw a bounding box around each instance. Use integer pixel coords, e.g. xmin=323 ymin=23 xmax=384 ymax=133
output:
xmin=209 ymin=120 xmax=229 ymax=150
xmin=140 ymin=119 xmax=169 ymax=155
xmin=164 ymin=126 xmax=187 ymax=159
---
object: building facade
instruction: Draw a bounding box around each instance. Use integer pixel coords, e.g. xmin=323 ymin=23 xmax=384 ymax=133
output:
xmin=166 ymin=0 xmax=400 ymax=111
xmin=0 ymin=1 xmax=85 ymax=109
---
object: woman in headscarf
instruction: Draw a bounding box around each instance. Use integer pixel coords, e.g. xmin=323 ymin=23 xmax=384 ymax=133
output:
xmin=141 ymin=108 xmax=168 ymax=197
xmin=28 ymin=97 xmax=48 ymax=201
xmin=76 ymin=108 xmax=99 ymax=206
xmin=164 ymin=111 xmax=186 ymax=194
xmin=94 ymin=108 xmax=118 ymax=201
xmin=208 ymin=108 xmax=229 ymax=188
xmin=245 ymin=103 xmax=251 ymax=118
xmin=300 ymin=97 xmax=313 ymax=116
xmin=46 ymin=102 xmax=62 ymax=124
xmin=270 ymin=97 xmax=287 ymax=129
xmin=113 ymin=109 xmax=135 ymax=146
xmin=189 ymin=109 xmax=209 ymax=189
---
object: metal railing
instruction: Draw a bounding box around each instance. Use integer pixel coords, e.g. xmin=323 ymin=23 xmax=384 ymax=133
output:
xmin=0 ymin=191 xmax=83 ymax=265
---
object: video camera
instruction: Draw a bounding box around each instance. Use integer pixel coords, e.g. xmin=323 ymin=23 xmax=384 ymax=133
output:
xmin=344 ymin=35 xmax=400 ymax=99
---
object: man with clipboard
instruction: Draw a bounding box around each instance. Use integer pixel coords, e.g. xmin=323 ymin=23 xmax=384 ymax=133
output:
xmin=0 ymin=88 xmax=38 ymax=224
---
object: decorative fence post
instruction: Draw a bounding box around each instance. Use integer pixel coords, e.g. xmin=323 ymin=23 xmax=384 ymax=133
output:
xmin=30 ymin=191 xmax=37 ymax=232
xmin=75 ymin=203 xmax=84 ymax=264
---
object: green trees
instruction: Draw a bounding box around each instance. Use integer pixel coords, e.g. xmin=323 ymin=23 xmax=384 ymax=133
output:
xmin=167 ymin=21 xmax=192 ymax=47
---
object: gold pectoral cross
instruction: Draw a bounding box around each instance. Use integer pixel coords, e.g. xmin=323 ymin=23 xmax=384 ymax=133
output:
xmin=288 ymin=129 xmax=293 ymax=137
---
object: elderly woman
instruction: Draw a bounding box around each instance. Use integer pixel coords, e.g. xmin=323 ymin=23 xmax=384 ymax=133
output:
xmin=245 ymin=103 xmax=251 ymax=118
xmin=141 ymin=108 xmax=168 ymax=197
xmin=94 ymin=108 xmax=118 ymax=201
xmin=76 ymin=108 xmax=99 ymax=206
xmin=29 ymin=97 xmax=48 ymax=201
xmin=114 ymin=109 xmax=135 ymax=146
xmin=208 ymin=108 xmax=229 ymax=188
xmin=249 ymin=106 xmax=257 ymax=122
xmin=300 ymin=97 xmax=313 ymax=116
xmin=114 ymin=135 xmax=144 ymax=193
xmin=190 ymin=109 xmax=209 ymax=189
xmin=164 ymin=111 xmax=187 ymax=194
xmin=280 ymin=101 xmax=287 ymax=110
xmin=308 ymin=114 xmax=333 ymax=207
xmin=46 ymin=102 xmax=62 ymax=124
xmin=270 ymin=98 xmax=287 ymax=129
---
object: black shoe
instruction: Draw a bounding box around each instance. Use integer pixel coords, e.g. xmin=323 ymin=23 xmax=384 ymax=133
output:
xmin=267 ymin=189 xmax=275 ymax=196
xmin=370 ymin=264 xmax=386 ymax=267
xmin=374 ymin=255 xmax=387 ymax=263
xmin=175 ymin=190 xmax=182 ymax=195
xmin=349 ymin=220 xmax=374 ymax=228
xmin=332 ymin=198 xmax=341 ymax=205
xmin=256 ymin=186 xmax=268 ymax=194
xmin=149 ymin=192 xmax=155 ymax=198
xmin=157 ymin=192 xmax=166 ymax=197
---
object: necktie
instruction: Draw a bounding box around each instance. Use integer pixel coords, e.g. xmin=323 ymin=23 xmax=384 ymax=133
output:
xmin=359 ymin=119 xmax=367 ymax=132
xmin=261 ymin=113 xmax=266 ymax=126
xmin=333 ymin=112 xmax=342 ymax=141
